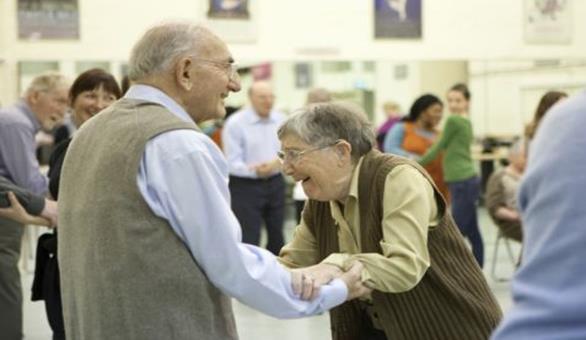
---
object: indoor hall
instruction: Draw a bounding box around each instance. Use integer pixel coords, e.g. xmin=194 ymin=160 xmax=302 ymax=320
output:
xmin=1 ymin=0 xmax=585 ymax=339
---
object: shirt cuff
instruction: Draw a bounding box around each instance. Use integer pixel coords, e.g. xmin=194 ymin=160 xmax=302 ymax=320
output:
xmin=319 ymin=278 xmax=348 ymax=310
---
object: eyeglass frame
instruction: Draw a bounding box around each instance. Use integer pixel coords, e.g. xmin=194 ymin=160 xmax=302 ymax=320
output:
xmin=189 ymin=56 xmax=239 ymax=80
xmin=277 ymin=140 xmax=340 ymax=164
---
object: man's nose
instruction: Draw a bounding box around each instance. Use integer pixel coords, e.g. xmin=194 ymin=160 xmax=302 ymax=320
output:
xmin=229 ymin=73 xmax=241 ymax=92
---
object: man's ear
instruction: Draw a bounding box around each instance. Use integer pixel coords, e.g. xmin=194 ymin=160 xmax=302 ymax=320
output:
xmin=27 ymin=90 xmax=41 ymax=105
xmin=175 ymin=56 xmax=194 ymax=91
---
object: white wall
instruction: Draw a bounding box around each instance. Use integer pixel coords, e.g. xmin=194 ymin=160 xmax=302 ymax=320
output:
xmin=1 ymin=0 xmax=585 ymax=129
xmin=469 ymin=60 xmax=586 ymax=137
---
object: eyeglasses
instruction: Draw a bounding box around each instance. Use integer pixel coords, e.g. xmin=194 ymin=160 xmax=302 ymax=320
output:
xmin=277 ymin=141 xmax=339 ymax=164
xmin=189 ymin=56 xmax=239 ymax=80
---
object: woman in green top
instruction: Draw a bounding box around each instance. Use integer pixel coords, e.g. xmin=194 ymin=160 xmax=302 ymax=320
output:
xmin=419 ymin=83 xmax=484 ymax=267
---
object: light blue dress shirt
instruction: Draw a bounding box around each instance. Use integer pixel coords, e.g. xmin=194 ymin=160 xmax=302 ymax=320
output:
xmin=126 ymin=85 xmax=347 ymax=318
xmin=222 ymin=106 xmax=284 ymax=178
xmin=491 ymin=91 xmax=586 ymax=339
xmin=0 ymin=100 xmax=48 ymax=195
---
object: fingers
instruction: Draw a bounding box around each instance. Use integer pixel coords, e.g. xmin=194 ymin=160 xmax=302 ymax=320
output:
xmin=7 ymin=192 xmax=20 ymax=207
xmin=300 ymin=273 xmax=316 ymax=301
xmin=291 ymin=270 xmax=303 ymax=296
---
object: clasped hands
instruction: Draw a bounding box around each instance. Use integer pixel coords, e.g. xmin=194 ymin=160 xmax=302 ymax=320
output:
xmin=291 ymin=261 xmax=372 ymax=302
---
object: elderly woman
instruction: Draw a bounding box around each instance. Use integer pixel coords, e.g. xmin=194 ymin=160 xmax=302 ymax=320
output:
xmin=278 ymin=102 xmax=502 ymax=340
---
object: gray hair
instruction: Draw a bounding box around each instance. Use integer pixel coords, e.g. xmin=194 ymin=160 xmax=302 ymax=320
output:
xmin=278 ymin=102 xmax=375 ymax=161
xmin=306 ymin=88 xmax=332 ymax=104
xmin=128 ymin=22 xmax=210 ymax=81
xmin=25 ymin=72 xmax=69 ymax=96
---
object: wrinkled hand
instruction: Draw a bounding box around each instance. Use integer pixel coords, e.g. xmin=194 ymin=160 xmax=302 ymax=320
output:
xmin=295 ymin=263 xmax=344 ymax=286
xmin=0 ymin=192 xmax=53 ymax=227
xmin=339 ymin=261 xmax=373 ymax=300
xmin=254 ymin=162 xmax=274 ymax=178
xmin=290 ymin=269 xmax=321 ymax=301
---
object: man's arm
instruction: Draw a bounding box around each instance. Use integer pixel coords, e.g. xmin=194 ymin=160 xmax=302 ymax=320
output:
xmin=0 ymin=124 xmax=48 ymax=195
xmin=138 ymin=130 xmax=352 ymax=318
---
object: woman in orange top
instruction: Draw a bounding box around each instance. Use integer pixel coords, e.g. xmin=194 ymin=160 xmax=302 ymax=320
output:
xmin=383 ymin=94 xmax=449 ymax=201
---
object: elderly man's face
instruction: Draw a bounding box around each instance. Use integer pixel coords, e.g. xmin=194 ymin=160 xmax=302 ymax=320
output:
xmin=29 ymin=85 xmax=69 ymax=131
xmin=249 ymin=82 xmax=275 ymax=118
xmin=185 ymin=37 xmax=241 ymax=122
xmin=280 ymin=134 xmax=353 ymax=202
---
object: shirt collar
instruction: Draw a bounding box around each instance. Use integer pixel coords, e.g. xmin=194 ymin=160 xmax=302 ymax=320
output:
xmin=245 ymin=107 xmax=278 ymax=124
xmin=328 ymin=156 xmax=364 ymax=216
xmin=124 ymin=84 xmax=197 ymax=127
xmin=17 ymin=100 xmax=42 ymax=132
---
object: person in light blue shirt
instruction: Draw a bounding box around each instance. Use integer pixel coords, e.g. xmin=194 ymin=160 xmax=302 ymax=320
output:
xmin=491 ymin=91 xmax=586 ymax=339
xmin=0 ymin=72 xmax=69 ymax=340
xmin=57 ymin=23 xmax=369 ymax=339
xmin=222 ymin=81 xmax=287 ymax=254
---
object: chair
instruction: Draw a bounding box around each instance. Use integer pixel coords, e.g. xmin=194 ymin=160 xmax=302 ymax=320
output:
xmin=490 ymin=228 xmax=518 ymax=282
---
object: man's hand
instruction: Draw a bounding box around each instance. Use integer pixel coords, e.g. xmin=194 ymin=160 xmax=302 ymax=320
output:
xmin=0 ymin=192 xmax=53 ymax=227
xmin=339 ymin=261 xmax=373 ymax=300
xmin=254 ymin=163 xmax=274 ymax=178
xmin=254 ymin=159 xmax=281 ymax=178
xmin=290 ymin=270 xmax=320 ymax=301
xmin=40 ymin=198 xmax=58 ymax=227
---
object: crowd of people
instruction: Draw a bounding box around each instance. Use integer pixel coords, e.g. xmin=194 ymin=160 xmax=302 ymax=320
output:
xmin=0 ymin=20 xmax=584 ymax=340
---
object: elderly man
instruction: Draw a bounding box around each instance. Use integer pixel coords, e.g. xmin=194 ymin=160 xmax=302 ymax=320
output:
xmin=485 ymin=139 xmax=526 ymax=243
xmin=278 ymin=102 xmax=502 ymax=339
xmin=58 ymin=22 xmax=367 ymax=340
xmin=222 ymin=81 xmax=286 ymax=254
xmin=0 ymin=72 xmax=68 ymax=340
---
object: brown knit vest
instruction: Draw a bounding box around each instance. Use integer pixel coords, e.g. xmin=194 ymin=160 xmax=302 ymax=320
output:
xmin=303 ymin=150 xmax=502 ymax=340
xmin=58 ymin=99 xmax=238 ymax=340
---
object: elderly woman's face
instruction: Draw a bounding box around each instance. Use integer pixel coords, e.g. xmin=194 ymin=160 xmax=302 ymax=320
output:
xmin=280 ymin=134 xmax=353 ymax=202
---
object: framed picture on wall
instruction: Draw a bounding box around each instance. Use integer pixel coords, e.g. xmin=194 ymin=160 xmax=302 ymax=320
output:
xmin=204 ymin=0 xmax=257 ymax=42
xmin=18 ymin=0 xmax=79 ymax=39
xmin=374 ymin=0 xmax=422 ymax=39
xmin=207 ymin=0 xmax=249 ymax=19
xmin=524 ymin=0 xmax=572 ymax=44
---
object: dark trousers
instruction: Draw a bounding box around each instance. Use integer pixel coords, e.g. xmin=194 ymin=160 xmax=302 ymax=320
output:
xmin=448 ymin=176 xmax=484 ymax=267
xmin=0 ymin=217 xmax=24 ymax=340
xmin=32 ymin=233 xmax=65 ymax=340
xmin=229 ymin=174 xmax=285 ymax=255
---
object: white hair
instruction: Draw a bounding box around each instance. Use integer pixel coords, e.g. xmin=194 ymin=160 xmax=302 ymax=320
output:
xmin=25 ymin=72 xmax=69 ymax=97
xmin=128 ymin=21 xmax=211 ymax=81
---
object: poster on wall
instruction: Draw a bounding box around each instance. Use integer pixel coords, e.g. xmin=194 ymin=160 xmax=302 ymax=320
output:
xmin=524 ymin=0 xmax=572 ymax=44
xmin=204 ymin=0 xmax=256 ymax=42
xmin=207 ymin=0 xmax=249 ymax=19
xmin=18 ymin=0 xmax=79 ymax=39
xmin=374 ymin=0 xmax=422 ymax=39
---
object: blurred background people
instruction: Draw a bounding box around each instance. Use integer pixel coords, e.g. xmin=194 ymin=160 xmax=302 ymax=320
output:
xmin=0 ymin=72 xmax=69 ymax=340
xmin=223 ymin=81 xmax=286 ymax=255
xmin=383 ymin=94 xmax=449 ymax=201
xmin=375 ymin=101 xmax=402 ymax=150
xmin=485 ymin=139 xmax=526 ymax=243
xmin=30 ymin=68 xmax=122 ymax=340
xmin=524 ymin=90 xmax=568 ymax=143
xmin=491 ymin=91 xmax=586 ymax=340
xmin=418 ymin=83 xmax=484 ymax=267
